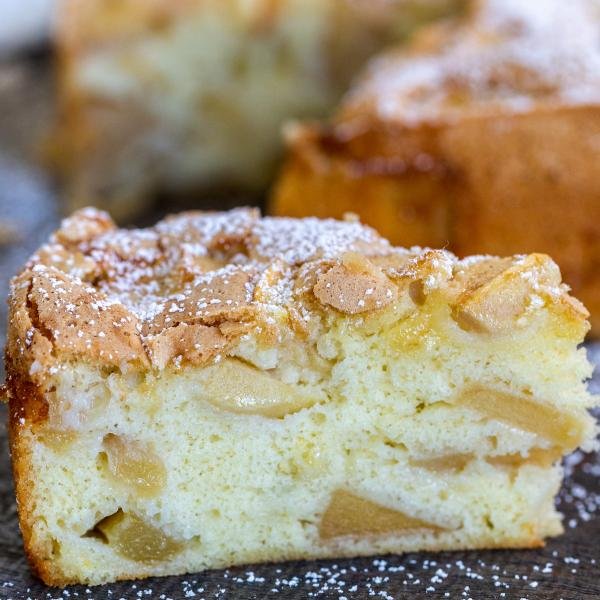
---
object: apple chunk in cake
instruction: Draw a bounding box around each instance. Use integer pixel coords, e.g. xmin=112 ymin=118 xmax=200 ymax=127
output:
xmin=4 ymin=208 xmax=597 ymax=586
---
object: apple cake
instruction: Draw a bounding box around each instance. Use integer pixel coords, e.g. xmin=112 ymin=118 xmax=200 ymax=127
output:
xmin=4 ymin=208 xmax=597 ymax=586
xmin=271 ymin=0 xmax=600 ymax=335
xmin=49 ymin=0 xmax=463 ymax=220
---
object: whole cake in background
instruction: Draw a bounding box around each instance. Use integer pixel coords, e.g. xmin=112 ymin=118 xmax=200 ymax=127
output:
xmin=4 ymin=208 xmax=598 ymax=585
xmin=49 ymin=0 xmax=463 ymax=220
xmin=272 ymin=0 xmax=600 ymax=335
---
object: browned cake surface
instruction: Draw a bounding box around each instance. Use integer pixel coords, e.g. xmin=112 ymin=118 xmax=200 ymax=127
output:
xmin=6 ymin=207 xmax=589 ymax=387
xmin=272 ymin=0 xmax=600 ymax=334
xmin=6 ymin=207 xmax=393 ymax=379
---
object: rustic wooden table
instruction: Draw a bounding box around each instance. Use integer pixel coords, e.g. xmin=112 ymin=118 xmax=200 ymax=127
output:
xmin=0 ymin=57 xmax=598 ymax=600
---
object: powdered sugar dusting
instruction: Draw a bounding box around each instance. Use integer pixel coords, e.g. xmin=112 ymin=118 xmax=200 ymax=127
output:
xmin=9 ymin=208 xmax=584 ymax=374
xmin=347 ymin=0 xmax=600 ymax=125
xmin=8 ymin=208 xmax=415 ymax=371
xmin=252 ymin=216 xmax=389 ymax=264
xmin=23 ymin=209 xmax=394 ymax=332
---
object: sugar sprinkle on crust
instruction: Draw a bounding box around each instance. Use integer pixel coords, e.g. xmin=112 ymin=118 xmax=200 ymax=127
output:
xmin=6 ymin=208 xmax=588 ymax=385
xmin=341 ymin=0 xmax=600 ymax=126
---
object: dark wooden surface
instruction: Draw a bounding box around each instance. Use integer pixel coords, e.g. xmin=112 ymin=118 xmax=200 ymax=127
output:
xmin=0 ymin=56 xmax=599 ymax=600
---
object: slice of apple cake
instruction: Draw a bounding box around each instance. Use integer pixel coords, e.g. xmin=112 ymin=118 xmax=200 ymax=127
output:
xmin=4 ymin=207 xmax=597 ymax=586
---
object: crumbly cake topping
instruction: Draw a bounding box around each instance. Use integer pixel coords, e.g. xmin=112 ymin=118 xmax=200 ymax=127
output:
xmin=341 ymin=0 xmax=600 ymax=125
xmin=5 ymin=208 xmax=586 ymax=380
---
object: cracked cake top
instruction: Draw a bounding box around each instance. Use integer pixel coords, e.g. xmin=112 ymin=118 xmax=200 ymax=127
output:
xmin=5 ymin=208 xmax=588 ymax=383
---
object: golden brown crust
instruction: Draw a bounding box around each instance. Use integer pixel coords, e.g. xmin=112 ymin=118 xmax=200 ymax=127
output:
xmin=6 ymin=207 xmax=588 ymax=392
xmin=6 ymin=365 xmax=61 ymax=584
xmin=145 ymin=323 xmax=228 ymax=370
xmin=6 ymin=207 xmax=394 ymax=384
xmin=313 ymin=253 xmax=398 ymax=314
